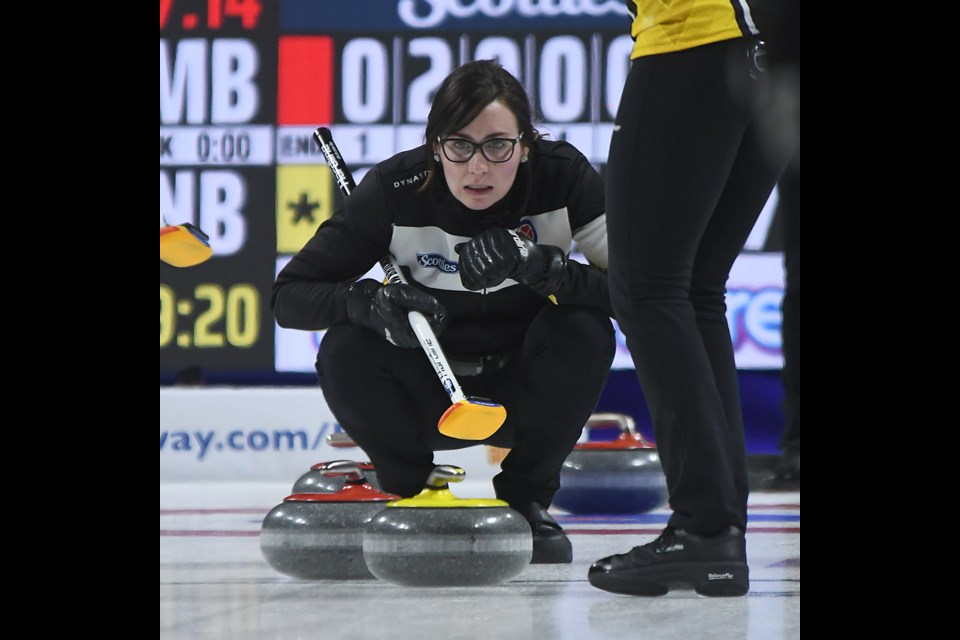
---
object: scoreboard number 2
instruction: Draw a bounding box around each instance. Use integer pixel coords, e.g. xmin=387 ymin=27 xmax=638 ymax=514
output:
xmin=338 ymin=34 xmax=634 ymax=125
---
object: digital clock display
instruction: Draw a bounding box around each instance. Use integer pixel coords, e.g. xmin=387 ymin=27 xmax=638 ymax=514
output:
xmin=160 ymin=283 xmax=260 ymax=349
xmin=160 ymin=126 xmax=274 ymax=166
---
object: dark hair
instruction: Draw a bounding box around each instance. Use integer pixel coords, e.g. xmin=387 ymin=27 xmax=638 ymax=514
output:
xmin=422 ymin=60 xmax=541 ymax=189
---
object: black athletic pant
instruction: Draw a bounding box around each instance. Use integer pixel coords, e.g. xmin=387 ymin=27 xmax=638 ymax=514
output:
xmin=778 ymin=153 xmax=800 ymax=455
xmin=606 ymin=38 xmax=795 ymax=534
xmin=316 ymin=304 xmax=615 ymax=510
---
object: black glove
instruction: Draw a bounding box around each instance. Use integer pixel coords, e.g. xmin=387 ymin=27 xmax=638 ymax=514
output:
xmin=347 ymin=279 xmax=448 ymax=348
xmin=456 ymin=227 xmax=567 ymax=296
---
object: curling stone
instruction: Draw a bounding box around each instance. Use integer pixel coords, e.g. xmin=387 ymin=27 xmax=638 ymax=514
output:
xmin=362 ymin=465 xmax=532 ymax=587
xmin=260 ymin=460 xmax=399 ymax=580
xmin=552 ymin=413 xmax=668 ymax=515
xmin=292 ymin=460 xmax=380 ymax=493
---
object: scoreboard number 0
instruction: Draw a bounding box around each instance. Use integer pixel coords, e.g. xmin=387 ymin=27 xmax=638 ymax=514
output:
xmin=339 ymin=35 xmax=634 ymax=125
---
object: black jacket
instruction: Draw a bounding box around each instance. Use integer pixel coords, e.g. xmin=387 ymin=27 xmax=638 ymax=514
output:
xmin=272 ymin=138 xmax=611 ymax=356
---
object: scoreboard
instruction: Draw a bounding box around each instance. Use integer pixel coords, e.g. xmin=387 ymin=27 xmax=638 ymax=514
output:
xmin=160 ymin=0 xmax=278 ymax=372
xmin=160 ymin=0 xmax=636 ymax=374
xmin=160 ymin=0 xmax=785 ymax=375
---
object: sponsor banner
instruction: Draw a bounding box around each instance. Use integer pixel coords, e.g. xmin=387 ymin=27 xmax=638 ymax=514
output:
xmin=160 ymin=388 xmax=498 ymax=485
xmin=725 ymin=252 xmax=785 ymax=368
xmin=280 ymin=0 xmax=632 ymax=32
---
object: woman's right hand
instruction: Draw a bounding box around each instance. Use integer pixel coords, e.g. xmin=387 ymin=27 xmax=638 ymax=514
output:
xmin=346 ymin=279 xmax=448 ymax=348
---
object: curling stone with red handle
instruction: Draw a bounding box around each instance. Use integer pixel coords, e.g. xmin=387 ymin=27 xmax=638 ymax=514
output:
xmin=362 ymin=465 xmax=533 ymax=587
xmin=260 ymin=460 xmax=399 ymax=580
xmin=326 ymin=430 xmax=359 ymax=448
xmin=552 ymin=413 xmax=668 ymax=515
xmin=292 ymin=460 xmax=380 ymax=493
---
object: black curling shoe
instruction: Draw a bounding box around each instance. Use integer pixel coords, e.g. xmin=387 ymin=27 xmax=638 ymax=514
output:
xmin=588 ymin=526 xmax=749 ymax=596
xmin=518 ymin=503 xmax=572 ymax=564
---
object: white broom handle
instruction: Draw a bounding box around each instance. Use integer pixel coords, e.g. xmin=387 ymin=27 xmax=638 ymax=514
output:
xmin=314 ymin=127 xmax=469 ymax=406
xmin=379 ymin=256 xmax=467 ymax=405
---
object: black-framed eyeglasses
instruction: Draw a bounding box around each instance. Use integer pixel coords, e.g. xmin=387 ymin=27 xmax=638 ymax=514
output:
xmin=437 ymin=133 xmax=523 ymax=163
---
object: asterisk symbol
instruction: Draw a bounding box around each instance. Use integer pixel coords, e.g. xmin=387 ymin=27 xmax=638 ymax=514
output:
xmin=288 ymin=192 xmax=320 ymax=224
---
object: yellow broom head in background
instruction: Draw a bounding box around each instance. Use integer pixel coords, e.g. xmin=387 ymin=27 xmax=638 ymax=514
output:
xmin=160 ymin=223 xmax=212 ymax=268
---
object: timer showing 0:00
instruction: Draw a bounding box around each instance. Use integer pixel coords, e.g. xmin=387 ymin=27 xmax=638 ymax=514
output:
xmin=160 ymin=283 xmax=260 ymax=348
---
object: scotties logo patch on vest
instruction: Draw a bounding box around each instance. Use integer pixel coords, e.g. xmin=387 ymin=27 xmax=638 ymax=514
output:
xmin=417 ymin=252 xmax=459 ymax=273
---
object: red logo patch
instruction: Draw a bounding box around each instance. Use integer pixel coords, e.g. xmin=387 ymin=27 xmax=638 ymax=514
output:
xmin=516 ymin=220 xmax=537 ymax=242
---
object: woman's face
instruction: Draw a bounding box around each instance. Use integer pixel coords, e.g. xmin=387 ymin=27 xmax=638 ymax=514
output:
xmin=435 ymin=100 xmax=526 ymax=211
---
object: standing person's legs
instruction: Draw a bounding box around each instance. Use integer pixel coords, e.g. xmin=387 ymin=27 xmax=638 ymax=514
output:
xmin=690 ymin=122 xmax=796 ymax=513
xmin=595 ymin=36 xmax=796 ymax=598
xmin=775 ymin=152 xmax=801 ymax=482
xmin=606 ymin=41 xmax=759 ymax=534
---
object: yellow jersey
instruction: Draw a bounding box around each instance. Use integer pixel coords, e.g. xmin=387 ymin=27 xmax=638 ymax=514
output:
xmin=625 ymin=0 xmax=760 ymax=58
